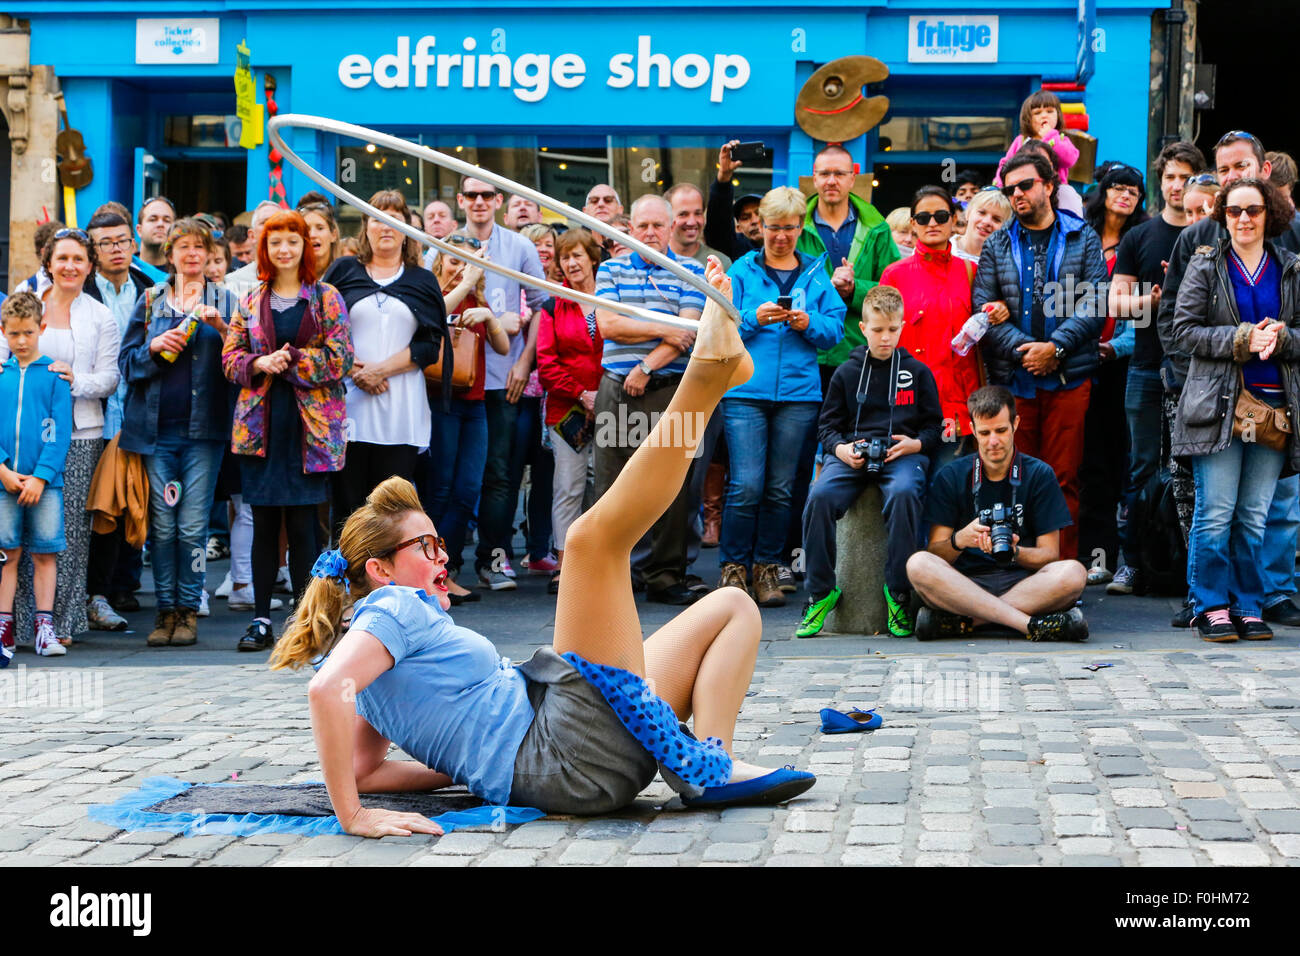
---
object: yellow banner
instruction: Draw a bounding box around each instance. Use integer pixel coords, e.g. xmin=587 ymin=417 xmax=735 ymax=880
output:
xmin=234 ymin=39 xmax=263 ymax=149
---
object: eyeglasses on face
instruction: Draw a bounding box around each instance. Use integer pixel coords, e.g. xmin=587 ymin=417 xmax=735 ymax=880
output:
xmin=813 ymin=169 xmax=854 ymax=180
xmin=587 ymin=195 xmax=619 ymax=205
xmin=461 ymin=190 xmax=498 ymax=201
xmin=1225 ymin=204 xmax=1265 ymax=220
xmin=382 ymin=533 xmax=446 ymax=562
xmin=93 ymin=237 xmax=135 ymax=252
xmin=912 ymin=210 xmax=953 ymax=226
xmin=1001 ymin=177 xmax=1043 ymax=197
xmin=762 ymin=223 xmax=801 ymax=233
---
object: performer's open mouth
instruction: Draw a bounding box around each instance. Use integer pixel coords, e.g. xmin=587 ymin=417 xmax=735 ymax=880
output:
xmin=433 ymin=569 xmax=449 ymax=592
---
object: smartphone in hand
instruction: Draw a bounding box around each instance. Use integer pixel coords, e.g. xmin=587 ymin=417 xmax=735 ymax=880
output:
xmin=729 ymin=141 xmax=767 ymax=164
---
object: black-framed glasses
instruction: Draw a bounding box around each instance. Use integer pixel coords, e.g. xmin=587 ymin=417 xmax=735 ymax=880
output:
xmin=382 ymin=534 xmax=446 ymax=562
xmin=1001 ymin=177 xmax=1043 ymax=197
xmin=93 ymin=237 xmax=135 ymax=252
xmin=1188 ymin=173 xmax=1218 ymax=186
xmin=913 ymin=210 xmax=953 ymax=226
xmin=445 ymin=235 xmax=483 ymax=249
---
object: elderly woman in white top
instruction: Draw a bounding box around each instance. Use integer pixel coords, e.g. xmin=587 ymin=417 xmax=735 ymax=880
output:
xmin=5 ymin=228 xmax=120 ymax=647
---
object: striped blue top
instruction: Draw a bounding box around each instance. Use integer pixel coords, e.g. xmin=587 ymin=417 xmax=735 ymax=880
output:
xmin=595 ymin=249 xmax=706 ymax=376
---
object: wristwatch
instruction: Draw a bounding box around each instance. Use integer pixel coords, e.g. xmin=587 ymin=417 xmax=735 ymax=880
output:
xmin=637 ymin=360 xmax=654 ymax=376
xmin=1053 ymin=344 xmax=1067 ymax=362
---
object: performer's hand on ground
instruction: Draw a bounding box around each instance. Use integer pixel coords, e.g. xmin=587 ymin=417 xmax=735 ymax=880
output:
xmin=343 ymin=806 xmax=444 ymax=839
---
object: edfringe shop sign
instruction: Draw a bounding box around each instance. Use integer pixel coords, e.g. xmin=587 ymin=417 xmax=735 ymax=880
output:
xmin=337 ymin=35 xmax=751 ymax=103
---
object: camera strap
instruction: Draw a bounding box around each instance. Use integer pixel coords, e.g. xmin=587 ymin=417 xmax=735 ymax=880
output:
xmin=852 ymin=349 xmax=898 ymax=441
xmin=971 ymin=450 xmax=1020 ymax=515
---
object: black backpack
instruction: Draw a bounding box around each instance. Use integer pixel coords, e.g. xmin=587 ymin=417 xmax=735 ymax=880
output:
xmin=1132 ymin=470 xmax=1187 ymax=596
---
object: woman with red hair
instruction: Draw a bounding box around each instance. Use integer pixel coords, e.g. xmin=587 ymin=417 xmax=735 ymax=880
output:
xmin=222 ymin=209 xmax=354 ymax=651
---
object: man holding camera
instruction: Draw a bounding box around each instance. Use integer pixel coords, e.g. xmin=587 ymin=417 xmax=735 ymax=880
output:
xmin=906 ymin=385 xmax=1089 ymax=642
xmin=797 ymin=286 xmax=941 ymax=638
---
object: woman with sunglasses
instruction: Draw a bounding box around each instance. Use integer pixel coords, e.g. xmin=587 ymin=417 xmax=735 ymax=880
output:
xmin=222 ymin=210 xmax=354 ymax=652
xmin=715 ymin=187 xmax=844 ymax=607
xmin=322 ymin=190 xmax=450 ymax=539
xmin=1171 ymin=178 xmax=1300 ymax=643
xmin=422 ymin=232 xmax=509 ymax=603
xmin=271 ymin=259 xmax=818 ymax=836
xmin=880 ymin=186 xmax=982 ymax=470
xmin=119 ymin=219 xmax=240 ymax=647
xmin=1077 ymin=163 xmax=1151 ymax=584
xmin=2 ymin=229 xmax=120 ymax=651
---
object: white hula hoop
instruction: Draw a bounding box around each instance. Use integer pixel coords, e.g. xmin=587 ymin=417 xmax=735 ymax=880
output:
xmin=266 ymin=114 xmax=738 ymax=327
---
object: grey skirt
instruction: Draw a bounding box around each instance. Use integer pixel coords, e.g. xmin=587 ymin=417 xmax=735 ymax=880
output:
xmin=511 ymin=646 xmax=658 ymax=815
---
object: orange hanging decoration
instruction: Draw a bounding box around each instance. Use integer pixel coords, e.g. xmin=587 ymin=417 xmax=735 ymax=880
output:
xmin=264 ymin=74 xmax=288 ymax=207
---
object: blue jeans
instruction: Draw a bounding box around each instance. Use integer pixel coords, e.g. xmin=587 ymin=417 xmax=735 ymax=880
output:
xmin=1188 ymin=438 xmax=1284 ymax=616
xmin=720 ymin=399 xmax=820 ymax=566
xmin=427 ymin=398 xmax=488 ymax=575
xmin=144 ymin=430 xmax=224 ymax=611
xmin=1121 ymin=365 xmax=1165 ymax=566
xmin=1263 ymin=475 xmax=1300 ymax=606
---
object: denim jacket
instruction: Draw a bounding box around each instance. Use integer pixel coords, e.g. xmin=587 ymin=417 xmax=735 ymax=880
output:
xmin=117 ymin=280 xmax=238 ymax=455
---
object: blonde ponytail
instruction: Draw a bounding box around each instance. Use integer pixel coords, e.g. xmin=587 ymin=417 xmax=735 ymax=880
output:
xmin=270 ymin=476 xmax=426 ymax=670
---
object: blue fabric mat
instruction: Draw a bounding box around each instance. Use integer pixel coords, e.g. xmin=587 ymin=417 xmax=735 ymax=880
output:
xmin=89 ymin=776 xmax=545 ymax=838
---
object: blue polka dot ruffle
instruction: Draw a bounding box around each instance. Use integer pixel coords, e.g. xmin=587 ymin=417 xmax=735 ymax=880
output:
xmin=562 ymin=652 xmax=732 ymax=789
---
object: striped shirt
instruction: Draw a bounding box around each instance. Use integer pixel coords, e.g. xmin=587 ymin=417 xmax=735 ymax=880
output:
xmin=595 ymin=249 xmax=706 ymax=376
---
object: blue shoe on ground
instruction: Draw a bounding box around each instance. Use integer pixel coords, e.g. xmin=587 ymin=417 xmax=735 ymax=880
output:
xmin=820 ymin=707 xmax=883 ymax=734
xmin=681 ymin=766 xmax=816 ymax=809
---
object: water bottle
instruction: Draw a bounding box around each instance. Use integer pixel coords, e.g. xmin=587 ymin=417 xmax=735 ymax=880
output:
xmin=951 ymin=309 xmax=991 ymax=356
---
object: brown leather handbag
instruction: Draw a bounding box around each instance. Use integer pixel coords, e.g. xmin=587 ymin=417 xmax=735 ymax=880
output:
xmin=1232 ymin=371 xmax=1292 ymax=451
xmin=423 ymin=324 xmax=480 ymax=390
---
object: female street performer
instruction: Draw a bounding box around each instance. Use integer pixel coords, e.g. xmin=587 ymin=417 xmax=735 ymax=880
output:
xmin=270 ymin=258 xmax=816 ymax=837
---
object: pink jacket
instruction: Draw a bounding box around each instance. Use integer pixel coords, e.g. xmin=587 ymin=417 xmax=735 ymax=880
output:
xmin=995 ymin=131 xmax=1080 ymax=185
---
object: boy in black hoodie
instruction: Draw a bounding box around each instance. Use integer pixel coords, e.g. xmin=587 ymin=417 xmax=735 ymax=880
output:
xmin=798 ymin=285 xmax=942 ymax=638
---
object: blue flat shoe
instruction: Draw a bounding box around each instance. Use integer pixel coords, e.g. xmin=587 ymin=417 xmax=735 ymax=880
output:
xmin=820 ymin=707 xmax=883 ymax=734
xmin=680 ymin=766 xmax=816 ymax=809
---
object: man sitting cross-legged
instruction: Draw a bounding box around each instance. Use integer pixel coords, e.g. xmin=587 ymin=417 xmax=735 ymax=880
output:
xmin=905 ymin=385 xmax=1089 ymax=642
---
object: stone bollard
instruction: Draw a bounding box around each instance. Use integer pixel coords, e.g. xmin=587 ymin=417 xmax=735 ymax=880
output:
xmin=823 ymin=484 xmax=888 ymax=635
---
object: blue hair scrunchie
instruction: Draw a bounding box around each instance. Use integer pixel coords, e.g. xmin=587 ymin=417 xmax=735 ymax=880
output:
xmin=311 ymin=549 xmax=350 ymax=593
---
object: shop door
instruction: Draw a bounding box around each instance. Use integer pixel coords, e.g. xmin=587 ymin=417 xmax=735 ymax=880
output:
xmin=163 ymin=158 xmax=248 ymax=220
xmin=133 ymin=147 xmax=167 ymax=221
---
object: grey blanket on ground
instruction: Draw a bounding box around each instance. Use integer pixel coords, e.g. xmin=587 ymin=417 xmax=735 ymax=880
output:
xmin=147 ymin=783 xmax=484 ymax=818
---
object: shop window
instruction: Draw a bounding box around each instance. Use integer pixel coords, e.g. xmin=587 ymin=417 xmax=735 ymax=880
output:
xmin=163 ymin=115 xmax=240 ymax=148
xmin=877 ymin=116 xmax=1013 ymax=153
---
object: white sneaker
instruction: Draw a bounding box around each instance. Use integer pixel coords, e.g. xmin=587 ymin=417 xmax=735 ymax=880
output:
xmin=198 ymin=590 xmax=211 ymax=617
xmin=35 ymin=618 xmax=67 ymax=657
xmin=215 ymin=572 xmax=234 ymax=599
xmin=228 ymin=585 xmax=283 ymax=612
xmin=275 ymin=565 xmax=293 ymax=594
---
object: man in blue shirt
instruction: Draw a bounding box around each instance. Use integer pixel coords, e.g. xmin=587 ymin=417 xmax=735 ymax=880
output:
xmin=593 ymin=195 xmax=706 ymax=605
xmin=456 ymin=176 xmax=549 ymax=591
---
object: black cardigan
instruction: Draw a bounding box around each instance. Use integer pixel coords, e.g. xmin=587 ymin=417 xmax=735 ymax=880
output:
xmin=323 ymin=255 xmax=452 ymax=404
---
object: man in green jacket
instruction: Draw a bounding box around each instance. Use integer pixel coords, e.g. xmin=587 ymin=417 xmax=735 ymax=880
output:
xmin=796 ymin=144 xmax=900 ymax=376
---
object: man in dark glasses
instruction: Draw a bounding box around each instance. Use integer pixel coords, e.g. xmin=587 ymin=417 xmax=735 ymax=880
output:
xmin=971 ymin=149 xmax=1109 ymax=561
xmin=454 ymin=174 xmax=548 ymax=593
xmin=1105 ymin=141 xmax=1205 ymax=599
xmin=1157 ymin=130 xmax=1300 ymax=629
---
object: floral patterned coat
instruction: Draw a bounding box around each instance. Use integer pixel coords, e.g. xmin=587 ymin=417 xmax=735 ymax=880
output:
xmin=222 ymin=280 xmax=354 ymax=474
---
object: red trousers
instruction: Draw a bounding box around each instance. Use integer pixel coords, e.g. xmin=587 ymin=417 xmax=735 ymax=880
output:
xmin=1012 ymin=380 xmax=1091 ymax=560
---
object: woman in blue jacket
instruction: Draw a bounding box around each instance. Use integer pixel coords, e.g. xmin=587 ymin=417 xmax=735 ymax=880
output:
xmin=118 ymin=219 xmax=240 ymax=649
xmin=717 ymin=187 xmax=845 ymax=606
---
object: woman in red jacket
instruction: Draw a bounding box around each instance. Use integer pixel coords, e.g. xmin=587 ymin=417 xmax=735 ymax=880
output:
xmin=880 ymin=186 xmax=981 ymax=470
xmin=536 ymin=228 xmax=605 ymax=595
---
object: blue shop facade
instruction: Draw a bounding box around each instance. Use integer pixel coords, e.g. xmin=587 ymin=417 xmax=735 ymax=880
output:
xmin=16 ymin=0 xmax=1172 ymax=225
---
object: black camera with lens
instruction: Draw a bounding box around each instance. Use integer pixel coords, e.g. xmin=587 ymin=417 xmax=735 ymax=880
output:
xmin=978 ymin=503 xmax=1016 ymax=566
xmin=853 ymin=437 xmax=889 ymax=475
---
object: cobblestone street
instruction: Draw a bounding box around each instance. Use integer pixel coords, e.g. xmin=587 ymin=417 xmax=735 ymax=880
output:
xmin=4 ymin=561 xmax=1300 ymax=867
